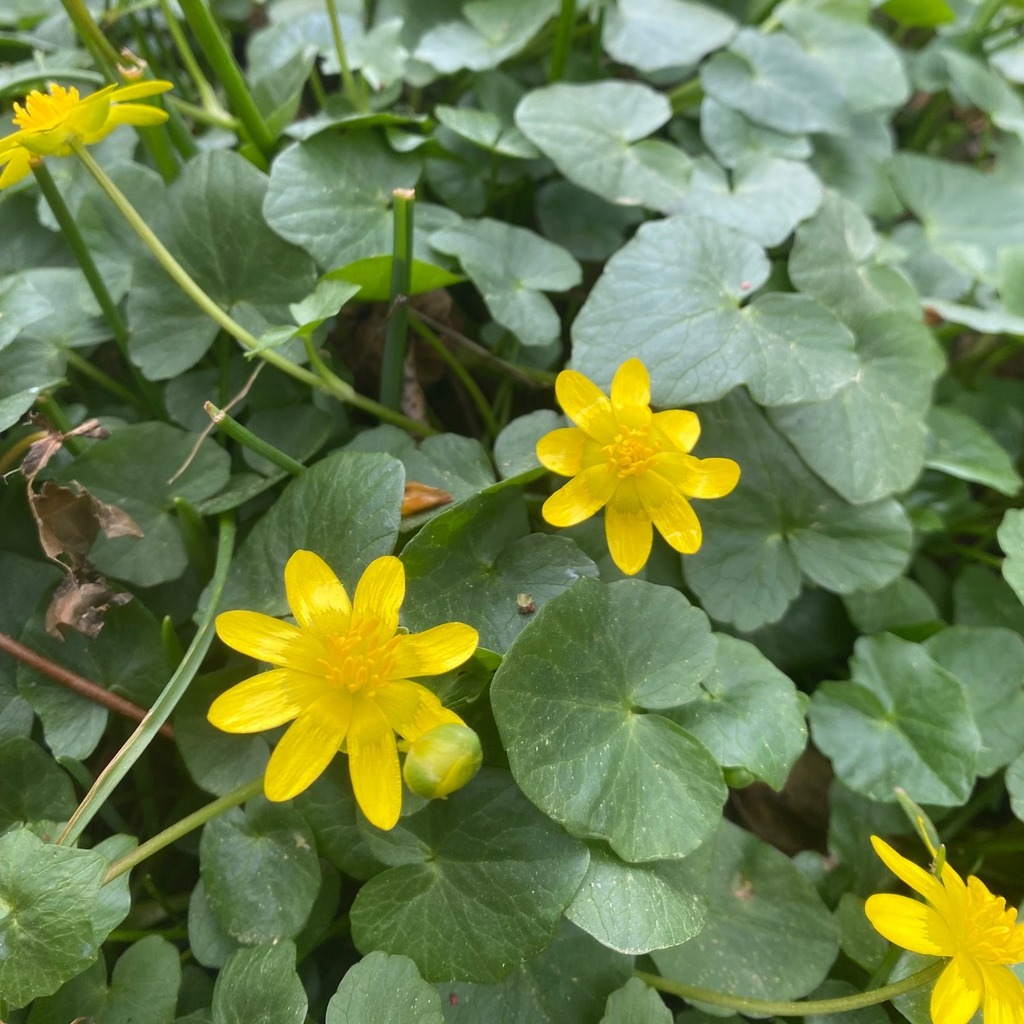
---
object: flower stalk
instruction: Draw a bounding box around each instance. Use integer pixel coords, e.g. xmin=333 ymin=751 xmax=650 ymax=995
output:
xmin=70 ymin=141 xmax=431 ymax=435
xmin=57 ymin=513 xmax=237 ymax=848
xmin=31 ymin=161 xmax=165 ymax=418
xmin=205 ymin=401 xmax=306 ymax=476
xmin=380 ymin=187 xmax=415 ymax=410
xmin=635 ymin=962 xmax=945 ymax=1016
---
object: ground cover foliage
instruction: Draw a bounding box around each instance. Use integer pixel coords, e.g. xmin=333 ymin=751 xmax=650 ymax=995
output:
xmin=2 ymin=0 xmax=1024 ymax=1020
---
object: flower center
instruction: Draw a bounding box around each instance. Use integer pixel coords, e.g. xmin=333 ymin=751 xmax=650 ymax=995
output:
xmin=318 ymin=621 xmax=396 ymax=698
xmin=603 ymin=426 xmax=662 ymax=478
xmin=13 ymin=86 xmax=80 ymax=131
xmin=959 ymin=878 xmax=1024 ymax=964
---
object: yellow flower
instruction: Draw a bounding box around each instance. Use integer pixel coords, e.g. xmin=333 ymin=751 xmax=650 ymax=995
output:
xmin=866 ymin=835 xmax=1024 ymax=1024
xmin=0 ymin=80 xmax=172 ymax=189
xmin=209 ymin=550 xmax=479 ymax=830
xmin=536 ymin=358 xmax=740 ymax=575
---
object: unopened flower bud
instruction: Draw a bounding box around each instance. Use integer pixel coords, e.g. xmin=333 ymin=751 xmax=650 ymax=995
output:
xmin=403 ymin=723 xmax=482 ymax=800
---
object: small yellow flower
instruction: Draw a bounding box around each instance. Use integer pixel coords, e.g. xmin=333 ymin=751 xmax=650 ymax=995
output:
xmin=536 ymin=358 xmax=740 ymax=575
xmin=866 ymin=835 xmax=1024 ymax=1024
xmin=0 ymin=80 xmax=172 ymax=189
xmin=209 ymin=550 xmax=479 ymax=830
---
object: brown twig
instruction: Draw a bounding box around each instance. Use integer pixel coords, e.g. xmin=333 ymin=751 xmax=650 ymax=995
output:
xmin=0 ymin=631 xmax=175 ymax=740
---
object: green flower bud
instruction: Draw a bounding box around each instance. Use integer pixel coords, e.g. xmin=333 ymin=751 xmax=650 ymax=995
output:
xmin=403 ymin=723 xmax=482 ymax=800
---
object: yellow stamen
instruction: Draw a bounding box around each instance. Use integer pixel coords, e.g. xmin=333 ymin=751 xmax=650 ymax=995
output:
xmin=603 ymin=426 xmax=662 ymax=478
xmin=318 ymin=623 xmax=396 ymax=697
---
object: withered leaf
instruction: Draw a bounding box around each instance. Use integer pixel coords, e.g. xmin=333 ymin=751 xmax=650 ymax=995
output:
xmin=45 ymin=575 xmax=133 ymax=639
xmin=29 ymin=481 xmax=143 ymax=565
xmin=20 ymin=418 xmax=109 ymax=482
xmin=401 ymin=480 xmax=453 ymax=517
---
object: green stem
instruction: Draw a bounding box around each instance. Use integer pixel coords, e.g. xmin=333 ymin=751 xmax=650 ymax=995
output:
xmin=549 ymin=0 xmax=576 ymax=81
xmin=968 ymin=0 xmax=1006 ymax=43
xmin=58 ymin=0 xmax=120 ymax=78
xmin=324 ymin=0 xmax=366 ymax=111
xmin=57 ymin=513 xmax=237 ymax=848
xmin=635 ymin=961 xmax=945 ymax=1016
xmin=64 ymin=350 xmax=148 ymax=412
xmin=380 ymin=188 xmax=415 ymax=409
xmin=71 ymin=142 xmax=432 ymax=435
xmin=409 ymin=313 xmax=499 ymax=437
xmin=103 ymin=777 xmax=263 ymax=884
xmin=167 ymin=96 xmax=240 ymax=132
xmin=156 ymin=0 xmax=231 ymax=120
xmin=174 ymin=0 xmax=276 ymax=157
xmin=32 ymin=162 xmax=165 ymax=418
xmin=668 ymin=76 xmax=703 ymax=114
xmin=907 ymin=93 xmax=948 ymax=151
xmin=205 ymin=401 xmax=305 ymax=475
xmin=36 ymin=394 xmax=84 ymax=455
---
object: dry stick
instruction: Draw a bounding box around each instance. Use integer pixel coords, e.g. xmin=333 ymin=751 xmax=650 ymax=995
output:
xmin=0 ymin=631 xmax=175 ymax=740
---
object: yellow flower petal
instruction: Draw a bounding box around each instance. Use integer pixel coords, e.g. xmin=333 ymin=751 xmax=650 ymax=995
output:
xmin=216 ymin=609 xmax=327 ymax=675
xmin=649 ymin=452 xmax=741 ymax=500
xmin=537 ymin=426 xmax=587 ymax=477
xmin=97 ymin=103 xmax=170 ymax=132
xmin=651 ymin=409 xmax=701 ymax=453
xmin=284 ymin=549 xmax=351 ymax=632
xmin=373 ymin=679 xmax=462 ymax=742
xmin=610 ymin=358 xmax=650 ymax=415
xmin=981 ymin=962 xmax=1024 ymax=1024
xmin=391 ymin=622 xmax=479 ymax=678
xmin=605 ymin=478 xmax=653 ymax=575
xmin=0 ymin=147 xmax=33 ymax=189
xmin=352 ymin=555 xmax=404 ymax=635
xmin=108 ymin=80 xmax=174 ymax=102
xmin=555 ymin=369 xmax=617 ymax=443
xmin=931 ymin=956 xmax=983 ymax=1024
xmin=638 ymin=470 xmax=702 ymax=554
xmin=347 ymin=697 xmax=402 ymax=830
xmin=542 ymin=464 xmax=618 ymax=527
xmin=870 ymin=836 xmax=950 ymax=909
xmin=207 ymin=668 xmax=326 ymax=733
xmin=863 ymin=894 xmax=954 ymax=956
xmin=263 ymin=691 xmax=352 ymax=801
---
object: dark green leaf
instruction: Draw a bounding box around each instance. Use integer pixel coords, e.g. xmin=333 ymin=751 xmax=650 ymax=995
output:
xmin=212 ymin=942 xmax=307 ymax=1024
xmin=572 ymin=214 xmax=857 ymax=407
xmin=599 ymin=978 xmax=671 ymax=1024
xmin=809 ymin=634 xmax=980 ymax=805
xmin=665 ymin=635 xmax=808 ymax=790
xmin=200 ymin=798 xmax=321 ymax=944
xmin=350 ymin=769 xmax=589 ymax=983
xmin=651 ymin=821 xmax=838 ymax=1001
xmin=0 ymin=828 xmax=107 ymax=1008
xmin=0 ymin=736 xmax=76 ymax=832
xmin=491 ymin=578 xmax=723 ymax=862
xmin=217 ymin=451 xmax=404 ymax=617
xmin=401 ymin=488 xmax=597 ymax=653
xmin=327 ymin=951 xmax=444 ymax=1024
xmin=685 ymin=391 xmax=913 ymax=630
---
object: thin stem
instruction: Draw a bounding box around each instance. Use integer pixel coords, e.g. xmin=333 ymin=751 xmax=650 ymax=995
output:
xmin=36 ymin=394 xmax=82 ymax=454
xmin=58 ymin=0 xmax=120 ymax=78
xmin=324 ymin=0 xmax=366 ymax=111
xmin=155 ymin=0 xmax=229 ymax=119
xmin=968 ymin=0 xmax=1006 ymax=43
xmin=668 ymin=76 xmax=703 ymax=114
xmin=549 ymin=0 xmax=576 ymax=81
xmin=103 ymin=777 xmax=263 ymax=884
xmin=57 ymin=513 xmax=237 ymax=848
xmin=907 ymin=93 xmax=949 ymax=151
xmin=205 ymin=401 xmax=305 ymax=475
xmin=409 ymin=314 xmax=499 ymax=437
xmin=380 ymin=188 xmax=415 ymax=409
xmin=635 ymin=961 xmax=945 ymax=1016
xmin=0 ymin=430 xmax=48 ymax=477
xmin=32 ymin=162 xmax=165 ymax=418
xmin=71 ymin=142 xmax=431 ymax=435
xmin=174 ymin=0 xmax=276 ymax=158
xmin=0 ymin=631 xmax=174 ymax=739
xmin=64 ymin=350 xmax=147 ymax=411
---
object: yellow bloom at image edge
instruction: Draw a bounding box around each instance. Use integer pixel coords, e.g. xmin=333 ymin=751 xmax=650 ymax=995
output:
xmin=0 ymin=80 xmax=172 ymax=189
xmin=536 ymin=358 xmax=740 ymax=576
xmin=208 ymin=550 xmax=480 ymax=831
xmin=866 ymin=835 xmax=1024 ymax=1024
